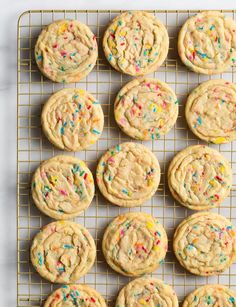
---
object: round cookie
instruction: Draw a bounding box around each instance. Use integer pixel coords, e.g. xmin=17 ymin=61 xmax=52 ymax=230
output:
xmin=44 ymin=284 xmax=107 ymax=307
xmin=185 ymin=79 xmax=236 ymax=144
xmin=31 ymin=221 xmax=96 ymax=283
xmin=114 ymin=78 xmax=178 ymax=140
xmin=168 ymin=145 xmax=232 ymax=210
xmin=31 ymin=155 xmax=94 ymax=219
xmin=41 ymin=88 xmax=104 ymax=151
xmin=103 ymin=11 xmax=169 ymax=76
xmin=96 ymin=142 xmax=160 ymax=207
xmin=183 ymin=285 xmax=236 ymax=307
xmin=173 ymin=212 xmax=236 ymax=276
xmin=102 ymin=212 xmax=168 ymax=277
xmin=178 ymin=11 xmax=236 ymax=74
xmin=115 ymin=278 xmax=178 ymax=307
xmin=35 ymin=19 xmax=98 ymax=83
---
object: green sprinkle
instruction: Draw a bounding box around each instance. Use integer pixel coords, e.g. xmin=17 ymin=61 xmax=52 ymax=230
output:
xmin=117 ymin=20 xmax=123 ymax=26
xmin=92 ymin=129 xmax=100 ymax=135
xmin=210 ymin=25 xmax=215 ymax=30
xmin=60 ymin=66 xmax=65 ymax=71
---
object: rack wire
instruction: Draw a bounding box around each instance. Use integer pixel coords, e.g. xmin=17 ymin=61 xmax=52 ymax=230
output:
xmin=17 ymin=9 xmax=236 ymax=307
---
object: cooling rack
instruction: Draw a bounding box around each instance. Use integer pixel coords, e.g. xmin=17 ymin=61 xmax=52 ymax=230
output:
xmin=17 ymin=9 xmax=236 ymax=307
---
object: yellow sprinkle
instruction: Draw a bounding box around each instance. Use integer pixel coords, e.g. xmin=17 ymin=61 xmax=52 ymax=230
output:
xmin=59 ymin=220 xmax=65 ymax=225
xmin=147 ymin=178 xmax=153 ymax=186
xmin=145 ymin=44 xmax=151 ymax=49
xmin=219 ymin=165 xmax=225 ymax=174
xmin=153 ymin=245 xmax=160 ymax=252
xmin=119 ymin=30 xmax=126 ymax=36
xmin=159 ymin=118 xmax=164 ymax=127
xmin=214 ymin=137 xmax=226 ymax=144
xmin=49 ymin=175 xmax=58 ymax=185
xmin=209 ymin=179 xmax=217 ymax=187
xmin=78 ymin=89 xmax=85 ymax=96
xmin=146 ymin=221 xmax=154 ymax=230
xmin=57 ymin=23 xmax=68 ymax=35
xmin=138 ymin=299 xmax=148 ymax=305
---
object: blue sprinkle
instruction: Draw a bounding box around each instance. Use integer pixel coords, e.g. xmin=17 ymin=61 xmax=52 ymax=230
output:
xmin=229 ymin=297 xmax=235 ymax=304
xmin=122 ymin=188 xmax=128 ymax=195
xmin=210 ymin=25 xmax=215 ymax=30
xmin=187 ymin=244 xmax=195 ymax=250
xmin=37 ymin=55 xmax=43 ymax=61
xmin=92 ymin=129 xmax=100 ymax=135
xmin=64 ymin=244 xmax=74 ymax=249
xmin=108 ymin=53 xmax=113 ymax=61
xmin=197 ymin=116 xmax=202 ymax=125
xmin=116 ymin=145 xmax=121 ymax=152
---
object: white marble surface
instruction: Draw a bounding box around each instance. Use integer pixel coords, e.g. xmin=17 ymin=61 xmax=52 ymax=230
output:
xmin=1 ymin=0 xmax=236 ymax=305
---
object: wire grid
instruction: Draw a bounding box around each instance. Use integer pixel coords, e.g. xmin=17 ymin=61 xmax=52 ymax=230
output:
xmin=17 ymin=9 xmax=236 ymax=307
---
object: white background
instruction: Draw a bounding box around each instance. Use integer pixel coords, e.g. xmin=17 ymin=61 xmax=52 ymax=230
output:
xmin=1 ymin=0 xmax=236 ymax=306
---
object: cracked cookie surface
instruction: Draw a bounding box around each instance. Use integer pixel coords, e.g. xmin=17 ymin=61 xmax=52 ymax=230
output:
xmin=96 ymin=142 xmax=160 ymax=207
xmin=31 ymin=221 xmax=96 ymax=283
xmin=103 ymin=11 xmax=169 ymax=76
xmin=173 ymin=212 xmax=236 ymax=276
xmin=35 ymin=19 xmax=98 ymax=83
xmin=183 ymin=284 xmax=236 ymax=307
xmin=32 ymin=155 xmax=94 ymax=219
xmin=185 ymin=79 xmax=236 ymax=144
xmin=42 ymin=88 xmax=104 ymax=151
xmin=115 ymin=277 xmax=178 ymax=307
xmin=44 ymin=284 xmax=107 ymax=307
xmin=114 ymin=78 xmax=178 ymax=140
xmin=168 ymin=145 xmax=232 ymax=210
xmin=102 ymin=212 xmax=168 ymax=276
xmin=178 ymin=11 xmax=236 ymax=74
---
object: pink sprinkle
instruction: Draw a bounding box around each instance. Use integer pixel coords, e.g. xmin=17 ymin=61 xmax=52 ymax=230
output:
xmin=60 ymin=189 xmax=68 ymax=196
xmin=146 ymin=83 xmax=151 ymax=88
xmin=196 ymin=18 xmax=203 ymax=22
xmin=108 ymin=157 xmax=115 ymax=164
xmin=135 ymin=66 xmax=140 ymax=72
xmin=155 ymin=85 xmax=160 ymax=91
xmin=119 ymin=118 xmax=127 ymax=125
xmin=84 ymin=173 xmax=88 ymax=180
xmin=162 ymin=101 xmax=167 ymax=109
xmin=91 ymin=297 xmax=96 ymax=303
xmin=110 ymin=33 xmax=115 ymax=39
xmin=53 ymin=43 xmax=58 ymax=48
xmin=120 ymin=229 xmax=125 ymax=236
xmin=60 ymin=51 xmax=67 ymax=57
xmin=40 ymin=171 xmax=46 ymax=178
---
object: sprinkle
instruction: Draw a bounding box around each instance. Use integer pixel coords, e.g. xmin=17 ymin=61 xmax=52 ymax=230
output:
xmin=116 ymin=144 xmax=121 ymax=152
xmin=210 ymin=25 xmax=215 ymax=30
xmin=37 ymin=252 xmax=43 ymax=266
xmin=63 ymin=244 xmax=74 ymax=249
xmin=197 ymin=26 xmax=204 ymax=30
xmin=175 ymin=100 xmax=179 ymax=104
xmin=84 ymin=173 xmax=88 ymax=180
xmin=91 ymin=297 xmax=96 ymax=303
xmin=92 ymin=128 xmax=100 ymax=135
xmin=122 ymin=188 xmax=128 ymax=195
xmin=197 ymin=116 xmax=202 ymax=125
xmin=196 ymin=50 xmax=210 ymax=59
xmin=37 ymin=55 xmax=43 ymax=61
xmin=229 ymin=297 xmax=235 ymax=304
xmin=108 ymin=53 xmax=113 ymax=61
xmin=215 ymin=175 xmax=223 ymax=182
xmin=60 ymin=189 xmax=68 ymax=196
xmin=214 ymin=137 xmax=226 ymax=144
xmin=72 ymin=165 xmax=80 ymax=174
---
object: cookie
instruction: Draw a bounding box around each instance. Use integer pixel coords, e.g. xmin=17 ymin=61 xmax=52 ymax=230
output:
xmin=102 ymin=212 xmax=168 ymax=277
xmin=173 ymin=212 xmax=236 ymax=276
xmin=44 ymin=284 xmax=107 ymax=307
xmin=115 ymin=277 xmax=178 ymax=307
xmin=96 ymin=142 xmax=160 ymax=207
xmin=31 ymin=155 xmax=94 ymax=219
xmin=35 ymin=19 xmax=98 ymax=83
xmin=178 ymin=11 xmax=236 ymax=74
xmin=30 ymin=221 xmax=96 ymax=283
xmin=114 ymin=78 xmax=178 ymax=140
xmin=185 ymin=79 xmax=236 ymax=144
xmin=168 ymin=145 xmax=232 ymax=210
xmin=41 ymin=88 xmax=104 ymax=151
xmin=183 ymin=284 xmax=236 ymax=307
xmin=103 ymin=11 xmax=169 ymax=76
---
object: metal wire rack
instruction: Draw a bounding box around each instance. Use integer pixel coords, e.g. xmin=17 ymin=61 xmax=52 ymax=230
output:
xmin=17 ymin=9 xmax=236 ymax=307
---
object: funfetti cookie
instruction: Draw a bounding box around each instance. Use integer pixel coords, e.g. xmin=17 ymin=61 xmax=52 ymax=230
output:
xmin=103 ymin=11 xmax=169 ymax=76
xmin=114 ymin=78 xmax=178 ymax=140
xmin=35 ymin=19 xmax=98 ymax=83
xmin=185 ymin=79 xmax=236 ymax=144
xmin=178 ymin=11 xmax=236 ymax=74
xmin=96 ymin=142 xmax=160 ymax=207
xmin=102 ymin=212 xmax=168 ymax=277
xmin=168 ymin=145 xmax=232 ymax=210
xmin=31 ymin=155 xmax=94 ymax=219
xmin=42 ymin=88 xmax=104 ymax=151
xmin=182 ymin=284 xmax=236 ymax=307
xmin=31 ymin=221 xmax=96 ymax=283
xmin=44 ymin=284 xmax=107 ymax=307
xmin=173 ymin=212 xmax=236 ymax=276
xmin=116 ymin=278 xmax=179 ymax=307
